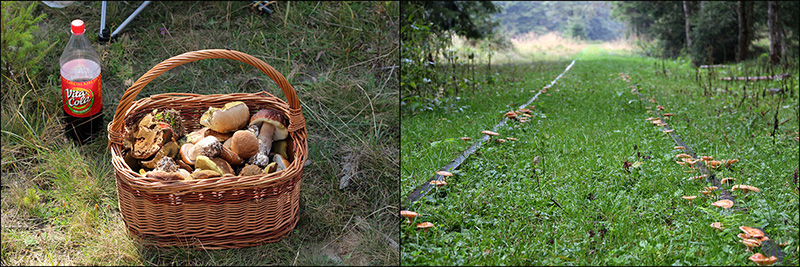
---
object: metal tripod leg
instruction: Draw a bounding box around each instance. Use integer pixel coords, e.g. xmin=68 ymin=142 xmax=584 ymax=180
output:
xmin=98 ymin=1 xmax=152 ymax=43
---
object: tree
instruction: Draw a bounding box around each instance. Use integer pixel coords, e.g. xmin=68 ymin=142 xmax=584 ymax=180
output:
xmin=683 ymin=1 xmax=692 ymax=50
xmin=736 ymin=1 xmax=753 ymax=61
xmin=767 ymin=1 xmax=783 ymax=64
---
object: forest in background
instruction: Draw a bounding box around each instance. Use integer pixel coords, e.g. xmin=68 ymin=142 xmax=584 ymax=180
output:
xmin=493 ymin=1 xmax=624 ymax=41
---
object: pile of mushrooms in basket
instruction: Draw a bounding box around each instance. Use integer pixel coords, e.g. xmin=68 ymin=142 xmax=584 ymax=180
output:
xmin=122 ymin=101 xmax=291 ymax=180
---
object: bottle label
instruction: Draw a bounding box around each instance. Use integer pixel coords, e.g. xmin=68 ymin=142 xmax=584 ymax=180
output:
xmin=61 ymin=74 xmax=102 ymax=117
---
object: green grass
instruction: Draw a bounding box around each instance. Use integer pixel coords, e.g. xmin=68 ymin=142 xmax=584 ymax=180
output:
xmin=2 ymin=1 xmax=398 ymax=265
xmin=400 ymin=44 xmax=799 ymax=265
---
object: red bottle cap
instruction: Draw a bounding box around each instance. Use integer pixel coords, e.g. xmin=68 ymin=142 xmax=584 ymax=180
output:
xmin=71 ymin=19 xmax=84 ymax=35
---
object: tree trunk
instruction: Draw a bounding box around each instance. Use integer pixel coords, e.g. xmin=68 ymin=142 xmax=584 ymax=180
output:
xmin=768 ymin=1 xmax=782 ymax=64
xmin=683 ymin=1 xmax=692 ymax=51
xmin=736 ymin=1 xmax=752 ymax=61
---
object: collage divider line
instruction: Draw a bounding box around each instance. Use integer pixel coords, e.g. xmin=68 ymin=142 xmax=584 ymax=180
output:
xmin=404 ymin=59 xmax=577 ymax=207
xmin=631 ymin=73 xmax=784 ymax=262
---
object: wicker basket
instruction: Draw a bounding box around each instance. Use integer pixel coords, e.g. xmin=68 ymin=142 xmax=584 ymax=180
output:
xmin=107 ymin=49 xmax=308 ymax=249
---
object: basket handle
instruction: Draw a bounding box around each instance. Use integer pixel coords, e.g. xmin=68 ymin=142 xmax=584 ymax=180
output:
xmin=109 ymin=49 xmax=305 ymax=135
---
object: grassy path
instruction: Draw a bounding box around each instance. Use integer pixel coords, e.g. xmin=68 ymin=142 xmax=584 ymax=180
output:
xmin=400 ymin=45 xmax=799 ymax=265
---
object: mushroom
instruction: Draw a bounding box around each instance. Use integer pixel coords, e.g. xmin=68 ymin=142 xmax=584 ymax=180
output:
xmin=263 ymin=162 xmax=278 ymax=174
xmin=663 ymin=129 xmax=674 ymax=133
xmin=507 ymin=137 xmax=517 ymax=141
xmin=430 ymin=180 xmax=447 ymax=188
xmin=461 ymin=137 xmax=471 ymax=141
xmin=674 ymin=146 xmax=686 ymax=150
xmin=701 ymin=156 xmax=714 ymax=161
xmin=219 ymin=146 xmax=244 ymax=166
xmin=180 ymin=143 xmax=195 ymax=165
xmin=189 ymin=169 xmax=221 ymax=180
xmin=711 ymin=199 xmax=733 ymax=209
xmin=681 ymin=195 xmax=697 ymax=204
xmin=710 ymin=222 xmax=724 ymax=230
xmin=437 ymin=171 xmax=453 ymax=179
xmin=656 ymin=105 xmax=665 ymax=111
xmin=270 ymin=140 xmax=289 ymax=160
xmin=400 ymin=210 xmax=419 ymax=225
xmin=195 ymin=155 xmax=224 ymax=175
xmin=518 ymin=108 xmax=531 ymax=114
xmin=131 ymin=114 xmax=174 ymax=159
xmin=662 ymin=113 xmax=674 ymax=117
xmin=188 ymin=136 xmax=223 ymax=162
xmin=239 ymin=164 xmax=263 ymax=176
xmin=199 ymin=101 xmax=250 ymax=133
xmin=416 ymin=222 xmax=434 ymax=232
xmin=740 ymin=226 xmax=768 ymax=241
xmin=211 ymin=157 xmax=235 ymax=175
xmin=707 ymin=160 xmax=723 ymax=169
xmin=495 ymin=139 xmax=506 ymax=143
xmin=248 ymin=109 xmax=289 ymax=167
xmin=504 ymin=111 xmax=518 ymax=120
xmin=140 ymin=141 xmax=180 ymax=169
xmin=748 ymin=253 xmax=778 ymax=266
xmin=144 ymin=157 xmax=185 ymax=181
xmin=741 ymin=239 xmax=762 ymax=251
xmin=204 ymin=128 xmax=234 ymax=142
xmin=704 ymin=186 xmax=719 ymax=191
xmin=152 ymin=108 xmax=186 ymax=138
xmin=186 ymin=127 xmax=208 ymax=144
xmin=675 ymin=154 xmax=692 ymax=159
xmin=732 ymin=185 xmax=761 ymax=194
xmin=481 ymin=130 xmax=499 ymax=141
xmin=273 ymin=154 xmax=290 ymax=172
xmin=720 ymin=177 xmax=737 ymax=184
xmin=228 ymin=130 xmax=260 ymax=159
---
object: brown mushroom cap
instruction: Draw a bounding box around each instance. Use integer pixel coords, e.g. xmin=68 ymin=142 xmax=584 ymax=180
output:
xmin=239 ymin=164 xmax=263 ymax=176
xmin=140 ymin=141 xmax=180 ymax=169
xmin=211 ymin=157 xmax=235 ymax=175
xmin=710 ymin=222 xmax=724 ymax=230
xmin=749 ymin=253 xmax=778 ymax=266
xmin=400 ymin=210 xmax=420 ymax=219
xmin=430 ymin=180 xmax=448 ymax=187
xmin=229 ymin=130 xmax=259 ymax=159
xmin=437 ymin=171 xmax=453 ymax=177
xmin=195 ymin=155 xmax=223 ymax=175
xmin=481 ymin=130 xmax=499 ymax=136
xmin=249 ymin=109 xmax=289 ymax=141
xmin=189 ymin=169 xmax=221 ymax=180
xmin=416 ymin=222 xmax=434 ymax=229
xmin=219 ymin=146 xmax=244 ymax=166
xmin=711 ymin=199 xmax=734 ymax=209
xmin=132 ymin=114 xmax=173 ymax=159
xmin=186 ymin=127 xmax=208 ymax=144
xmin=732 ymin=185 xmax=761 ymax=193
xmin=145 ymin=170 xmax=184 ymax=181
xmin=199 ymin=101 xmax=250 ymax=133
xmin=682 ymin=196 xmax=697 ymax=201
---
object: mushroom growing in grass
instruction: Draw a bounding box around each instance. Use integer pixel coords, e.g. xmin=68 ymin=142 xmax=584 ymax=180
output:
xmin=662 ymin=113 xmax=674 ymax=117
xmin=711 ymin=199 xmax=734 ymax=209
xmin=720 ymin=177 xmax=737 ymax=184
xmin=740 ymin=226 xmax=768 ymax=241
xmin=682 ymin=195 xmax=697 ymax=204
xmin=400 ymin=210 xmax=419 ymax=225
xmin=430 ymin=180 xmax=448 ymax=188
xmin=749 ymin=253 xmax=778 ymax=266
xmin=248 ymin=109 xmax=289 ymax=167
xmin=674 ymin=146 xmax=686 ymax=150
xmin=710 ymin=222 xmax=724 ymax=230
xmin=507 ymin=137 xmax=517 ymax=141
xmin=416 ymin=222 xmax=434 ymax=232
xmin=437 ymin=171 xmax=453 ymax=181
xmin=663 ymin=129 xmax=674 ymax=133
xmin=732 ymin=185 xmax=761 ymax=194
xmin=495 ymin=138 xmax=506 ymax=143
xmin=481 ymin=130 xmax=499 ymax=141
xmin=461 ymin=137 xmax=471 ymax=141
xmin=741 ymin=238 xmax=762 ymax=251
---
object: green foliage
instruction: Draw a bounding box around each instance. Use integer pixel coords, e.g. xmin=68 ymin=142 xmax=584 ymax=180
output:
xmin=567 ymin=18 xmax=587 ymax=40
xmin=495 ymin=1 xmax=623 ymax=41
xmin=1 ymin=1 xmax=56 ymax=80
xmin=402 ymin=1 xmax=500 ymax=40
xmin=689 ymin=2 xmax=739 ymax=65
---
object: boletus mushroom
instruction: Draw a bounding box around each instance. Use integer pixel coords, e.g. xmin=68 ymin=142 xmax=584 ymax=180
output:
xmin=229 ymin=130 xmax=259 ymax=159
xmin=199 ymin=101 xmax=250 ymax=133
xmin=416 ymin=222 xmax=434 ymax=232
xmin=248 ymin=109 xmax=289 ymax=167
xmin=130 ymin=113 xmax=174 ymax=159
xmin=188 ymin=136 xmax=223 ymax=163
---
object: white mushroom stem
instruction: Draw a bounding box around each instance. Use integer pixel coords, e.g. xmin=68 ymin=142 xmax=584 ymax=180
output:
xmin=249 ymin=122 xmax=275 ymax=167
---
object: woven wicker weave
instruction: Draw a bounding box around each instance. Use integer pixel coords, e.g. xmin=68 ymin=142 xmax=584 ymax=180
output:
xmin=107 ymin=49 xmax=308 ymax=249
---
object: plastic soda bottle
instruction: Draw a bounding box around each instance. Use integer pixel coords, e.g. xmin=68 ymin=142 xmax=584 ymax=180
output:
xmin=59 ymin=19 xmax=104 ymax=144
